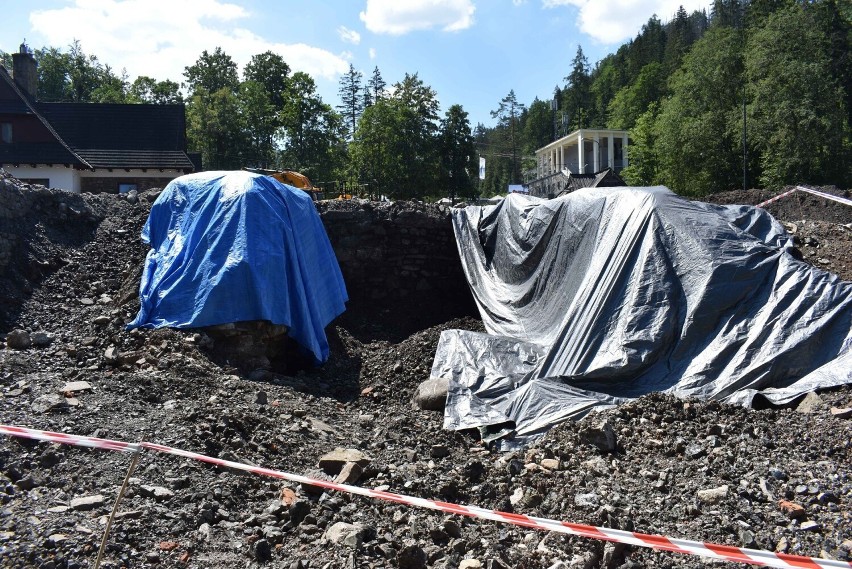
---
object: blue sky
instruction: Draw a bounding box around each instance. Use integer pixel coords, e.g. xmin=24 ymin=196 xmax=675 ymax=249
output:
xmin=1 ymin=0 xmax=711 ymax=127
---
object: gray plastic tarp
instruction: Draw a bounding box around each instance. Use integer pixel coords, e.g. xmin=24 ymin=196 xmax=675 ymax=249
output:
xmin=435 ymin=186 xmax=852 ymax=448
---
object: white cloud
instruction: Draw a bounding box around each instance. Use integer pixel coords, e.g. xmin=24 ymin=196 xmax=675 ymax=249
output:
xmin=513 ymin=0 xmax=528 ymax=5
xmin=337 ymin=26 xmax=361 ymax=45
xmin=28 ymin=0 xmax=350 ymax=85
xmin=543 ymin=0 xmax=711 ymax=44
xmin=359 ymin=0 xmax=475 ymax=35
xmin=369 ymin=47 xmax=377 ymax=59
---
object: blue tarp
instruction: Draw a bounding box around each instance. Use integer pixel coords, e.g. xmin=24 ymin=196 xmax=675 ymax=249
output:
xmin=128 ymin=171 xmax=348 ymax=364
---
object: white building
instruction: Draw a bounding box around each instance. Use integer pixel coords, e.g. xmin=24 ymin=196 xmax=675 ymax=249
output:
xmin=535 ymin=128 xmax=629 ymax=178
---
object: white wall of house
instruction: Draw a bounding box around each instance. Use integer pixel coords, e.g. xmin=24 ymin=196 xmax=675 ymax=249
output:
xmin=3 ymin=166 xmax=187 ymax=193
xmin=3 ymin=165 xmax=81 ymax=192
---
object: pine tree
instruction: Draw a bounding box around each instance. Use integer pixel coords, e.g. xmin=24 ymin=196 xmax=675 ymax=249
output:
xmin=367 ymin=66 xmax=386 ymax=103
xmin=337 ymin=64 xmax=363 ymax=140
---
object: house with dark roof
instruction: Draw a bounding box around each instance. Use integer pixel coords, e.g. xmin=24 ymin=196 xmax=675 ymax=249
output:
xmin=0 ymin=44 xmax=197 ymax=193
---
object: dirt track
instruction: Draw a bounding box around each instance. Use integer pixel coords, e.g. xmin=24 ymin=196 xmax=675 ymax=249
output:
xmin=0 ymin=177 xmax=850 ymax=569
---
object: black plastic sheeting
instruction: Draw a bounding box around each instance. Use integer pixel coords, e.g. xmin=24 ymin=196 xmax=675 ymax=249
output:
xmin=434 ymin=186 xmax=852 ymax=448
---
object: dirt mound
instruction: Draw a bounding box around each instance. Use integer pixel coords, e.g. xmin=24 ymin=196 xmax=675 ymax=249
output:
xmin=0 ymin=178 xmax=850 ymax=568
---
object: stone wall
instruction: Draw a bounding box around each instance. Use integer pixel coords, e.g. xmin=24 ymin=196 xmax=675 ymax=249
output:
xmin=0 ymin=172 xmax=99 ymax=275
xmin=0 ymin=173 xmax=29 ymax=273
xmin=317 ymin=199 xmax=477 ymax=330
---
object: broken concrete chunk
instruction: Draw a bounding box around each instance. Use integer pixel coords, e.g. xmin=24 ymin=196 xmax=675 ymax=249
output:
xmin=60 ymin=381 xmax=92 ymax=393
xmin=334 ymin=462 xmax=363 ymax=484
xmin=318 ymin=448 xmax=371 ymax=475
xmin=829 ymin=407 xmax=852 ymax=419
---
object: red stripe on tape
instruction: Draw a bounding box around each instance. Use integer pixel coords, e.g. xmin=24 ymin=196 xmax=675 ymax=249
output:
xmin=635 ymin=532 xmax=690 ymax=554
xmin=433 ymin=500 xmax=474 ymax=517
xmin=561 ymin=521 xmax=611 ymax=540
xmin=495 ymin=511 xmax=539 ymax=529
xmin=704 ymin=543 xmax=759 ymax=564
xmin=776 ymin=552 xmax=829 ymax=569
xmin=372 ymin=489 xmax=413 ymax=506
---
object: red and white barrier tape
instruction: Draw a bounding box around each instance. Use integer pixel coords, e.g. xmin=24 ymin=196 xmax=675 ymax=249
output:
xmin=2 ymin=424 xmax=850 ymax=569
xmin=756 ymin=188 xmax=799 ymax=209
xmin=756 ymin=186 xmax=852 ymax=210
xmin=795 ymin=186 xmax=852 ymax=208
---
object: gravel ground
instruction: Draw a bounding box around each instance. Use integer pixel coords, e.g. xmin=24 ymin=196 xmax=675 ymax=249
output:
xmin=0 ymin=181 xmax=850 ymax=569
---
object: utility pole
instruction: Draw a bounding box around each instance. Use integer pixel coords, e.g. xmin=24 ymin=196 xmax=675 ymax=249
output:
xmin=742 ymin=95 xmax=747 ymax=191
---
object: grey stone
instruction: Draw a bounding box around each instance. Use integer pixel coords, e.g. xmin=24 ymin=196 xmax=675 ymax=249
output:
xmin=800 ymin=520 xmax=822 ymax=532
xmin=578 ymin=419 xmax=618 ymax=453
xmin=412 ymin=377 xmax=448 ymax=411
xmin=696 ymin=485 xmax=729 ymax=504
xmin=60 ymin=381 xmax=92 ymax=393
xmin=430 ymin=444 xmax=450 ymax=458
xmin=574 ymin=492 xmax=599 ymax=508
xmin=32 ymin=394 xmax=68 ymax=414
xmin=6 ymin=330 xmax=31 ymax=350
xmin=70 ymin=495 xmax=105 ymax=511
xmin=324 ymin=522 xmax=363 ymax=546
xmin=104 ymin=347 xmax=118 ymax=364
xmin=796 ymin=392 xmax=825 ymax=414
xmin=254 ymin=538 xmax=272 ymax=562
xmin=139 ymin=485 xmax=174 ymax=501
xmin=255 ymin=391 xmax=268 ymax=405
xmin=31 ymin=332 xmax=52 ymax=347
xmin=397 ymin=544 xmax=427 ymax=569
xmin=197 ymin=523 xmax=212 ymax=542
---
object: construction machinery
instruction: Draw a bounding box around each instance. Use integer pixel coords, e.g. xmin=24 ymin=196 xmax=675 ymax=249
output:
xmin=243 ymin=168 xmax=324 ymax=201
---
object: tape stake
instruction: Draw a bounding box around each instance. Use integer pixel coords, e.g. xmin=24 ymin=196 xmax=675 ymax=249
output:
xmin=2 ymin=425 xmax=851 ymax=569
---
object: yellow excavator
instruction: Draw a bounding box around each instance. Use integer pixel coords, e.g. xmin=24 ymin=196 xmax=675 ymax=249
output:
xmin=243 ymin=168 xmax=325 ymax=201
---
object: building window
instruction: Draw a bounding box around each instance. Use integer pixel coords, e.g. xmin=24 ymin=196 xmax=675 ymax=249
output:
xmin=0 ymin=123 xmax=11 ymax=143
xmin=19 ymin=178 xmax=49 ymax=187
xmin=118 ymin=183 xmax=138 ymax=194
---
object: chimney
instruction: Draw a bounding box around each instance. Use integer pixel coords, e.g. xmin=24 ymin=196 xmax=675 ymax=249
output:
xmin=12 ymin=41 xmax=37 ymax=99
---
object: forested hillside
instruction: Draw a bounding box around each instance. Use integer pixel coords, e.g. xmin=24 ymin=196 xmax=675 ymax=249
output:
xmin=2 ymin=0 xmax=849 ymax=199
xmin=480 ymin=0 xmax=851 ymax=197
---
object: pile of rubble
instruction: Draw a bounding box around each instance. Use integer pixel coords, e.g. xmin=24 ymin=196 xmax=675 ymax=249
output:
xmin=0 ymin=175 xmax=850 ymax=568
